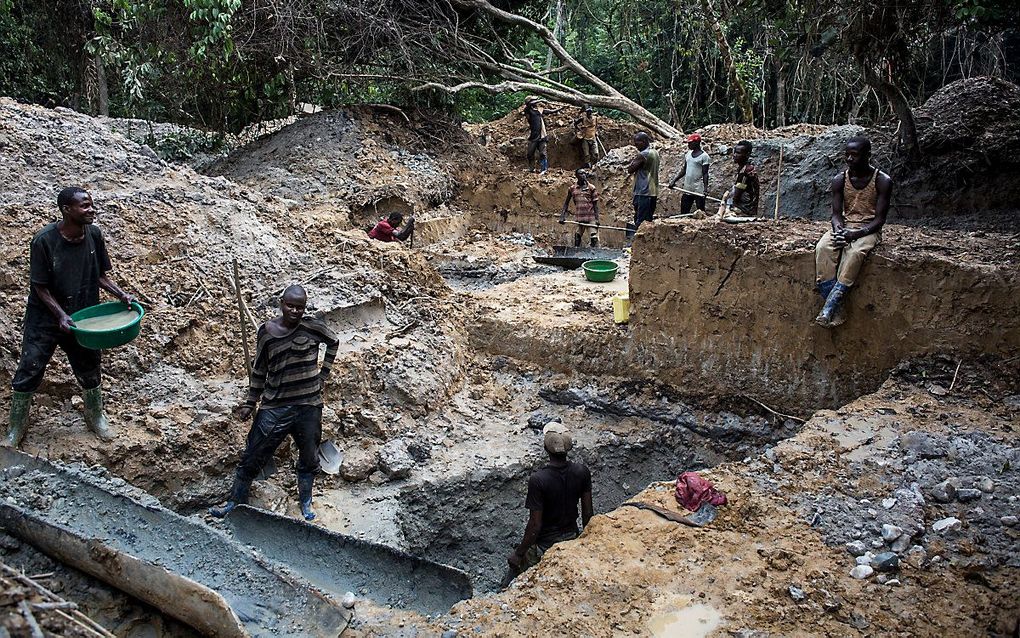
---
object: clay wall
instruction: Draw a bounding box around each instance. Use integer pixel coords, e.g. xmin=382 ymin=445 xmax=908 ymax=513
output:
xmin=627 ymin=219 xmax=1020 ymax=411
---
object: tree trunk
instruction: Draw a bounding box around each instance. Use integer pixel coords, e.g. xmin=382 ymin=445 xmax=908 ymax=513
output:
xmin=95 ymin=56 xmax=110 ymax=117
xmin=699 ymin=0 xmax=753 ymax=124
xmin=774 ymin=59 xmax=786 ymax=127
xmin=861 ymin=62 xmax=920 ymax=160
xmin=545 ymin=0 xmax=565 ymax=74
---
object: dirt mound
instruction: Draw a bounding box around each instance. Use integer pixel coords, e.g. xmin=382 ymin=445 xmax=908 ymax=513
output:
xmin=0 ymin=98 xmax=466 ymax=506
xmin=915 ymin=76 xmax=1020 ymax=166
xmin=205 ymin=107 xmax=492 ymax=226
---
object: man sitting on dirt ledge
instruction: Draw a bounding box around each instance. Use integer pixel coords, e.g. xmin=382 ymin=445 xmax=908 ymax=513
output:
xmin=505 ymin=424 xmax=593 ymax=585
xmin=209 ymin=285 xmax=339 ymax=521
xmin=368 ymin=212 xmax=415 ymax=243
xmin=814 ymin=136 xmax=892 ymax=327
xmin=4 ymin=187 xmax=135 ymax=448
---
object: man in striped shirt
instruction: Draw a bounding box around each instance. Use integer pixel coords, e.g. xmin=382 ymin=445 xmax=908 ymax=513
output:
xmin=210 ymin=285 xmax=339 ymax=521
xmin=559 ymin=169 xmax=601 ymax=247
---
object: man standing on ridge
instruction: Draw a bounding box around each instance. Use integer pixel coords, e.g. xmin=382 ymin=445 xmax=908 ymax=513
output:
xmin=523 ymin=96 xmax=565 ymax=174
xmin=506 ymin=424 xmax=593 ymax=583
xmin=573 ymin=105 xmax=598 ymax=168
xmin=669 ymin=133 xmax=711 ymax=215
xmin=814 ymin=136 xmax=892 ymax=327
xmin=209 ymin=285 xmax=339 ymax=521
xmin=559 ymin=168 xmax=601 ymax=248
xmin=628 ymin=131 xmax=661 ymax=231
xmin=4 ymin=187 xmax=135 ymax=448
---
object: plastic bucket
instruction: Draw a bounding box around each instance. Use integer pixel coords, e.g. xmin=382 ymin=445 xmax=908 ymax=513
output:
xmin=581 ymin=259 xmax=619 ymax=282
xmin=70 ymin=301 xmax=145 ymax=350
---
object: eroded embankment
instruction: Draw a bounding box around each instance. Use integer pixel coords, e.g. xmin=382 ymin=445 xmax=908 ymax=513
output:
xmin=628 ymin=218 xmax=1019 ymax=411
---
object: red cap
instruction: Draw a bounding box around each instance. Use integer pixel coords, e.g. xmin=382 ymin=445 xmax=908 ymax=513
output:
xmin=686 ymin=133 xmax=702 ymax=143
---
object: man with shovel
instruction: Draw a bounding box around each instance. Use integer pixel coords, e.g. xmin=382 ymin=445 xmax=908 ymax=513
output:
xmin=506 ymin=424 xmax=593 ymax=583
xmin=559 ymin=168 xmax=601 ymax=248
xmin=4 ymin=187 xmax=135 ymax=448
xmin=209 ymin=285 xmax=339 ymax=521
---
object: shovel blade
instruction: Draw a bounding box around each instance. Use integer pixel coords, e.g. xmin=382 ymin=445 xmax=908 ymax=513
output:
xmin=318 ymin=440 xmax=343 ymax=475
xmin=682 ymin=503 xmax=718 ymax=527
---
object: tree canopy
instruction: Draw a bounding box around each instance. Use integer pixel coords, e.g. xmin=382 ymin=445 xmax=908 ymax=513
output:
xmin=1 ymin=0 xmax=1017 ymax=153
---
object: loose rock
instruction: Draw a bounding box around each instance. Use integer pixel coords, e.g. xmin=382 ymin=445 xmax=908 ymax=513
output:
xmin=850 ymin=565 xmax=874 ymax=580
xmin=932 ymin=517 xmax=962 ymax=532
xmin=930 ymin=479 xmax=957 ymax=503
xmin=378 ymin=439 xmax=415 ymax=479
xmin=881 ymin=524 xmax=903 ymax=541
xmin=845 ymin=540 xmax=868 ymax=557
xmin=872 ymin=552 xmax=900 ymax=572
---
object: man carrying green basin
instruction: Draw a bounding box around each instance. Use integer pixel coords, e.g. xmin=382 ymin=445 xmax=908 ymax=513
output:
xmin=4 ymin=187 xmax=135 ymax=447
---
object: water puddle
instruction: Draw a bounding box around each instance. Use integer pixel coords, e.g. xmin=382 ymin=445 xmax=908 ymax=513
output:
xmin=647 ymin=604 xmax=722 ymax=638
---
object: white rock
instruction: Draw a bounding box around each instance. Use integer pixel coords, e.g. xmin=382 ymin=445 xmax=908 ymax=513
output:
xmin=882 ymin=498 xmax=897 ymax=509
xmin=881 ymin=524 xmax=903 ymax=541
xmin=885 ymin=579 xmax=901 ymax=587
xmin=976 ymin=477 xmax=994 ymax=493
xmin=856 ymin=553 xmax=873 ymax=566
xmin=1000 ymin=515 xmax=1018 ymax=527
xmin=342 ymin=592 xmax=356 ymax=609
xmin=932 ymin=517 xmax=962 ymax=532
xmin=850 ymin=565 xmax=874 ymax=580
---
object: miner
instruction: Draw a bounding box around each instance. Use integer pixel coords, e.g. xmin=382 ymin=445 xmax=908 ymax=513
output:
xmin=506 ymin=424 xmax=593 ymax=583
xmin=814 ymin=136 xmax=892 ymax=327
xmin=559 ymin=168 xmax=601 ymax=247
xmin=4 ymin=187 xmax=135 ymax=448
xmin=209 ymin=285 xmax=339 ymax=521
xmin=627 ymin=131 xmax=661 ymax=230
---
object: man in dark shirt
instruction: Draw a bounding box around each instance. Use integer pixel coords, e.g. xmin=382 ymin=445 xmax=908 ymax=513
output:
xmin=4 ymin=187 xmax=134 ymax=448
xmin=209 ymin=285 xmax=340 ymax=521
xmin=523 ymin=96 xmax=564 ymax=174
xmin=506 ymin=424 xmax=593 ymax=581
xmin=718 ymin=140 xmax=760 ymax=217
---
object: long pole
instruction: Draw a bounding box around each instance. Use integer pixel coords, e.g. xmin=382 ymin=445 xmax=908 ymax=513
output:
xmin=667 ymin=186 xmax=725 ymax=203
xmin=232 ymin=257 xmax=252 ymax=378
xmin=774 ymin=146 xmax=784 ymax=221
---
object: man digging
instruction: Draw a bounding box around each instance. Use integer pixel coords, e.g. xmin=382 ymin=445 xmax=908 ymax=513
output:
xmin=368 ymin=211 xmax=415 ymax=243
xmin=559 ymin=168 xmax=601 ymax=248
xmin=209 ymin=285 xmax=339 ymax=521
xmin=4 ymin=187 xmax=135 ymax=448
xmin=506 ymin=424 xmax=593 ymax=584
xmin=814 ymin=136 xmax=892 ymax=327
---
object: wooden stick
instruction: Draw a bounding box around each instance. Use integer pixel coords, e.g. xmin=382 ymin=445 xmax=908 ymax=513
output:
xmin=31 ymin=601 xmax=78 ymax=611
xmin=19 ymin=601 xmax=45 ymax=638
xmin=232 ymin=257 xmax=252 ymax=378
xmin=948 ymin=359 xmax=963 ymax=392
xmin=774 ymin=145 xmax=784 ymax=221
xmin=1 ymin=563 xmax=115 ymax=638
xmin=670 ymin=186 xmax=725 ymax=204
xmin=741 ymin=394 xmax=806 ymax=423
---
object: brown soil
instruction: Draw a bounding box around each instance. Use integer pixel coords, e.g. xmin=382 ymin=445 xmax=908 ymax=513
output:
xmin=2 ymin=93 xmax=1018 ymax=638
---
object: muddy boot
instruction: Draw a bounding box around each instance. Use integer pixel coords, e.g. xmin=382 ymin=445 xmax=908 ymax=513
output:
xmin=816 ymin=278 xmax=836 ymax=300
xmin=815 ymin=283 xmax=849 ymax=328
xmin=3 ymin=391 xmax=33 ymax=448
xmin=589 ymin=236 xmax=599 ymax=248
xmin=298 ymin=473 xmax=316 ymax=521
xmin=208 ymin=480 xmax=249 ymax=518
xmin=573 ymin=233 xmax=582 ymax=247
xmin=83 ymin=387 xmax=114 ymax=441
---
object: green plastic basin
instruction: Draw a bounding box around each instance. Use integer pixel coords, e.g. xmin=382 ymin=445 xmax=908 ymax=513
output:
xmin=70 ymin=301 xmax=145 ymax=350
xmin=581 ymin=259 xmax=619 ymax=283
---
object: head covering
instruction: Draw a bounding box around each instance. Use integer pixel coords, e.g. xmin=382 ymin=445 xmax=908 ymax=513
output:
xmin=686 ymin=133 xmax=702 ymax=143
xmin=543 ymin=422 xmax=573 ymax=454
xmin=525 ymin=95 xmax=541 ymax=105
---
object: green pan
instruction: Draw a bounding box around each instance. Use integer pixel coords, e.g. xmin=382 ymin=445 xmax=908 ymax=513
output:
xmin=581 ymin=259 xmax=619 ymax=282
xmin=70 ymin=301 xmax=145 ymax=350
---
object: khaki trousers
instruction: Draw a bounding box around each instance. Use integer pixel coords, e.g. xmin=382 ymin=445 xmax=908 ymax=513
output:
xmin=574 ymin=222 xmax=599 ymax=246
xmin=815 ymin=230 xmax=881 ymax=286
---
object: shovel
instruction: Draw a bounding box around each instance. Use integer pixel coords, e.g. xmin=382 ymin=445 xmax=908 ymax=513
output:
xmin=622 ymin=501 xmax=718 ymax=527
xmin=317 ymin=440 xmax=343 ymax=475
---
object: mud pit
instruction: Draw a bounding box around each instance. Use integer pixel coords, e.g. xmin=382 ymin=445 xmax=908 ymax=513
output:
xmin=2 ymin=89 xmax=1019 ymax=637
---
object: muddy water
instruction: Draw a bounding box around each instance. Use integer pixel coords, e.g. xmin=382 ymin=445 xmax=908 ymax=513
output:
xmin=75 ymin=309 xmax=139 ymax=331
xmin=647 ymin=604 xmax=722 ymax=637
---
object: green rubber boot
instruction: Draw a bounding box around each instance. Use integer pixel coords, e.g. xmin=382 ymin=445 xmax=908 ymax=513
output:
xmin=4 ymin=391 xmax=33 ymax=448
xmin=83 ymin=387 xmax=114 ymax=441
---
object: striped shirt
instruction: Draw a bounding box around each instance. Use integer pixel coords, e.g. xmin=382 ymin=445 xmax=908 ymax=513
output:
xmin=246 ymin=319 xmax=340 ymax=408
xmin=568 ymin=184 xmax=599 ymax=223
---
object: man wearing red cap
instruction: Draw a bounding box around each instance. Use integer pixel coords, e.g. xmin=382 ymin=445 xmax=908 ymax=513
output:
xmin=669 ymin=133 xmax=711 ymax=216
